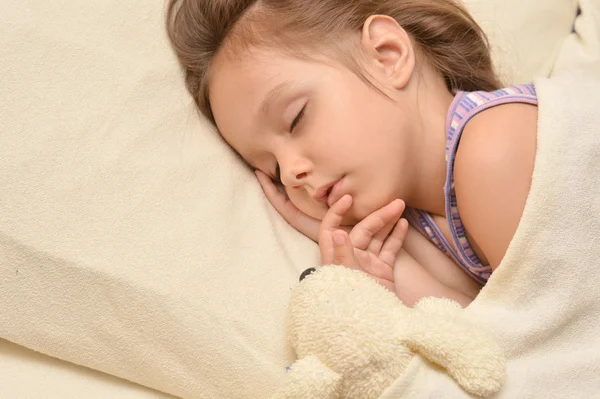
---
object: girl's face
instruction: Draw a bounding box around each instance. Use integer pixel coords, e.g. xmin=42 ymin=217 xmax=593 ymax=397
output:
xmin=209 ymin=46 xmax=416 ymax=224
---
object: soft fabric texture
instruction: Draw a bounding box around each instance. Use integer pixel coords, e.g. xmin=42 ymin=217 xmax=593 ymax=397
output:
xmin=0 ymin=0 xmax=579 ymax=398
xmin=465 ymin=0 xmax=578 ymax=84
xmin=0 ymin=2 xmax=317 ymax=398
xmin=0 ymin=339 xmax=173 ymax=399
xmin=274 ymin=266 xmax=505 ymax=399
xmin=382 ymin=1 xmax=600 ymax=397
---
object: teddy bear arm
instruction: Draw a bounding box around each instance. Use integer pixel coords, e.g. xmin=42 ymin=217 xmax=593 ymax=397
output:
xmin=402 ymin=312 xmax=505 ymax=397
xmin=271 ymin=355 xmax=342 ymax=399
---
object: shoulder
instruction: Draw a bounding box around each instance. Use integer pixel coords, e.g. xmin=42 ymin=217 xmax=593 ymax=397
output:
xmin=454 ymin=102 xmax=538 ymax=269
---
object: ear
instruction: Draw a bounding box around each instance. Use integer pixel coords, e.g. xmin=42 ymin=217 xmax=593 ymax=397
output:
xmin=360 ymin=15 xmax=415 ymax=90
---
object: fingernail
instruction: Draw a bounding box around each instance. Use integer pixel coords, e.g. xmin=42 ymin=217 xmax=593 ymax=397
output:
xmin=333 ymin=231 xmax=345 ymax=246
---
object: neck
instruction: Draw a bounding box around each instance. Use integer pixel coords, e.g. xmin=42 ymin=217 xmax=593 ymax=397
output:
xmin=406 ymin=73 xmax=454 ymax=216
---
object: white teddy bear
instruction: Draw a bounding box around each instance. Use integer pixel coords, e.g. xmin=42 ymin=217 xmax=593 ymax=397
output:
xmin=273 ymin=266 xmax=506 ymax=398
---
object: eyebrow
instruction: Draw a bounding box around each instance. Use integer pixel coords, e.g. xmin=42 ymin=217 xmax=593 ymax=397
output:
xmin=260 ymin=81 xmax=292 ymax=116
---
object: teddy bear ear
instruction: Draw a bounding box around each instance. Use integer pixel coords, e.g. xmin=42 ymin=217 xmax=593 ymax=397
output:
xmin=271 ymin=355 xmax=342 ymax=399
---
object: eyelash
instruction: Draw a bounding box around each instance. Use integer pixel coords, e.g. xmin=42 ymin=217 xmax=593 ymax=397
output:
xmin=290 ymin=104 xmax=306 ymax=132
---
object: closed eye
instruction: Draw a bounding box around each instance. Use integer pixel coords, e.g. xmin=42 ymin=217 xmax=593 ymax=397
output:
xmin=290 ymin=104 xmax=306 ymax=132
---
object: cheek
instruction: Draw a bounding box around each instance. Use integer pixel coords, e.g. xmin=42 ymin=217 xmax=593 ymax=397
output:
xmin=349 ymin=181 xmax=400 ymax=220
xmin=286 ymin=189 xmax=327 ymax=221
xmin=333 ymin=107 xmax=395 ymax=156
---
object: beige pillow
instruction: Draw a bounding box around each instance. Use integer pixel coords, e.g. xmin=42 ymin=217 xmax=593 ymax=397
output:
xmin=464 ymin=0 xmax=579 ymax=84
xmin=0 ymin=1 xmax=577 ymax=398
xmin=0 ymin=339 xmax=173 ymax=398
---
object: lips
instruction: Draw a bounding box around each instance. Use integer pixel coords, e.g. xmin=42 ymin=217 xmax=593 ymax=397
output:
xmin=313 ymin=180 xmax=338 ymax=204
xmin=326 ymin=179 xmax=344 ymax=208
xmin=313 ymin=178 xmax=345 ymax=207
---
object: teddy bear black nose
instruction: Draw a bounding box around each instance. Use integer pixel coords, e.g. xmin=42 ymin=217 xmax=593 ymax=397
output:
xmin=299 ymin=268 xmax=317 ymax=282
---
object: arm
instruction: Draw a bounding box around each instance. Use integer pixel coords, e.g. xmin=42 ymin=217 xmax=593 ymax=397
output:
xmin=394 ymin=249 xmax=474 ymax=307
xmin=320 ymin=196 xmax=474 ymax=307
xmin=454 ymin=103 xmax=538 ymax=270
xmin=402 ymin=225 xmax=482 ymax=299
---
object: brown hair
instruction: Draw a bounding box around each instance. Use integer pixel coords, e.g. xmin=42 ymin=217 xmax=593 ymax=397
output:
xmin=166 ymin=0 xmax=501 ymax=125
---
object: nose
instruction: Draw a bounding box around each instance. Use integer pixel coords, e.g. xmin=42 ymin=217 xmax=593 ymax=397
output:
xmin=279 ymin=154 xmax=312 ymax=187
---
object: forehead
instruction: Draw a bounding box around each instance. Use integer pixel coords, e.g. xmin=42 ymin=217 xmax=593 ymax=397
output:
xmin=208 ymin=47 xmax=323 ymax=157
xmin=210 ymin=47 xmax=279 ymax=112
xmin=210 ymin=47 xmax=310 ymax=112
xmin=208 ymin=46 xmax=352 ymax=124
xmin=207 ymin=48 xmax=289 ymax=163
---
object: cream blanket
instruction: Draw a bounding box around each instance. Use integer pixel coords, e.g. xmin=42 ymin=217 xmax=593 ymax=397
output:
xmin=0 ymin=0 xmax=588 ymax=397
xmin=384 ymin=1 xmax=600 ymax=397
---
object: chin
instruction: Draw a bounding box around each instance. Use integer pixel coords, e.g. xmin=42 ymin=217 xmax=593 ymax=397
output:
xmin=343 ymin=202 xmax=374 ymax=225
xmin=299 ymin=204 xmax=329 ymax=222
xmin=349 ymin=195 xmax=397 ymax=223
xmin=293 ymin=195 xmax=394 ymax=226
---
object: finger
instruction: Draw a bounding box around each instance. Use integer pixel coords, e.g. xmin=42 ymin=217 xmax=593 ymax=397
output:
xmin=320 ymin=229 xmax=357 ymax=268
xmin=366 ymin=219 xmax=398 ymax=255
xmin=319 ymin=229 xmax=334 ymax=265
xmin=255 ymin=170 xmax=293 ymax=211
xmin=354 ymin=250 xmax=394 ymax=282
xmin=349 ymin=199 xmax=405 ymax=251
xmin=368 ymin=201 xmax=405 ymax=254
xmin=256 ymin=170 xmax=321 ymax=242
xmin=318 ymin=195 xmax=353 ymax=245
xmin=330 ymin=230 xmax=357 ymax=268
xmin=353 ymin=250 xmax=395 ymax=291
xmin=379 ymin=218 xmax=410 ymax=266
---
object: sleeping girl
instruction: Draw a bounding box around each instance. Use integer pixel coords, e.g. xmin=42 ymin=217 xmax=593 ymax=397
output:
xmin=166 ymin=0 xmax=538 ymax=307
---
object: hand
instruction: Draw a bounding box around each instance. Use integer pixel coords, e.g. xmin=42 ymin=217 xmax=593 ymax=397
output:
xmin=256 ymin=170 xmax=408 ymax=290
xmin=255 ymin=169 xmax=349 ymax=242
xmin=319 ymin=195 xmax=409 ymax=292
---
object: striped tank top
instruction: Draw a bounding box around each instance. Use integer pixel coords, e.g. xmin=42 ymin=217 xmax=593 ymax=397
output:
xmin=404 ymin=85 xmax=538 ymax=284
